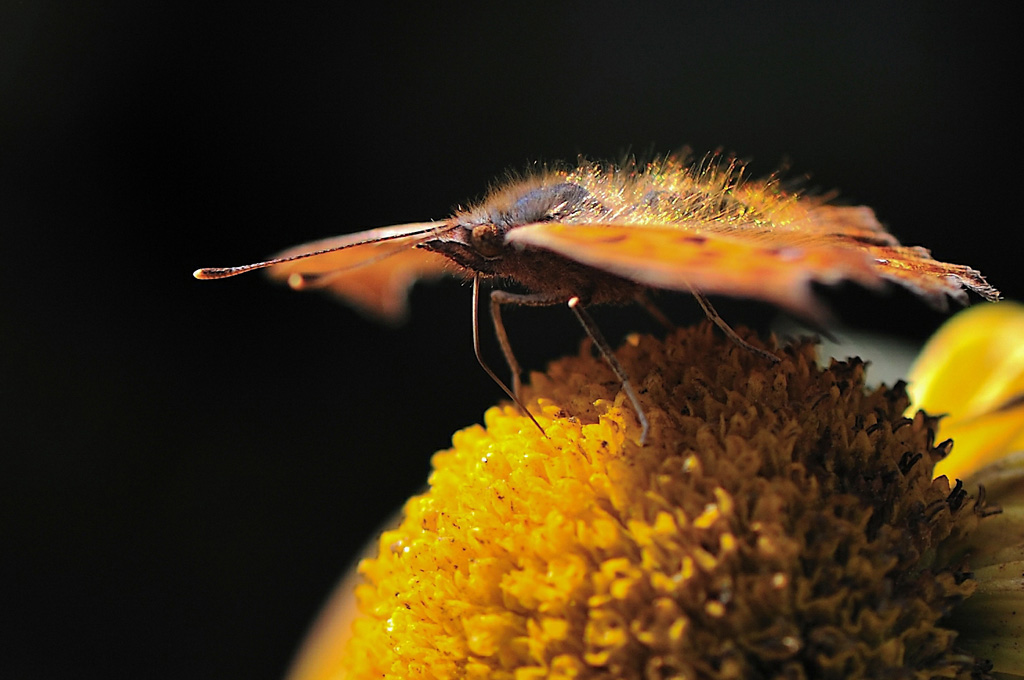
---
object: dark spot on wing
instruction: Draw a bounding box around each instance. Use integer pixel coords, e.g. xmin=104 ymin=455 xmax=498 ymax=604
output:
xmin=678 ymin=234 xmax=708 ymax=244
xmin=591 ymin=233 xmax=629 ymax=244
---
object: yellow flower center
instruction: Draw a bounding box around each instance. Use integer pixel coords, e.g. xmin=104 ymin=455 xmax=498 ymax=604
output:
xmin=331 ymin=325 xmax=995 ymax=679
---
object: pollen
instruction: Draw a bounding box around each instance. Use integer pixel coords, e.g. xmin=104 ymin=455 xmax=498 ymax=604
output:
xmin=335 ymin=324 xmax=998 ymax=679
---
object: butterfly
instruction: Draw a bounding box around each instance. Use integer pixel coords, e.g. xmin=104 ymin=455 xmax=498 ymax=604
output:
xmin=194 ymin=153 xmax=1000 ymax=443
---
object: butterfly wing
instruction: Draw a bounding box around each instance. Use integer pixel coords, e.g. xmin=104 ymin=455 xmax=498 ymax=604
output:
xmin=855 ymin=243 xmax=999 ymax=310
xmin=265 ymin=223 xmax=457 ymax=322
xmin=506 ymin=209 xmax=997 ymax=321
xmin=725 ymin=197 xmax=999 ymax=308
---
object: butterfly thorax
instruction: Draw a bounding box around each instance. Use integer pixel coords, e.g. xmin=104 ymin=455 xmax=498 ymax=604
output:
xmin=421 ymin=181 xmax=645 ymax=304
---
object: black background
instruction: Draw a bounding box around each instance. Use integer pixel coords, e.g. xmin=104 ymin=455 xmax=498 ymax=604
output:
xmin=2 ymin=3 xmax=1018 ymax=678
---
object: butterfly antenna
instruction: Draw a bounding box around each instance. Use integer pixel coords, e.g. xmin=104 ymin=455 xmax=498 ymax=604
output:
xmin=567 ymin=297 xmax=650 ymax=445
xmin=286 ymin=238 xmax=438 ymax=290
xmin=471 ymin=275 xmax=546 ymax=437
xmin=689 ymin=286 xmax=781 ymax=364
xmin=193 ymin=222 xmax=455 ymax=280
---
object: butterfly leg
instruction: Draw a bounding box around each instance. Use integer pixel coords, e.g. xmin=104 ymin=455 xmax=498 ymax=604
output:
xmin=567 ymin=297 xmax=650 ymax=445
xmin=488 ymin=288 xmax=566 ymax=398
xmin=472 ymin=275 xmax=546 ymax=435
xmin=487 ymin=283 xmax=651 ymax=445
xmin=635 ymin=292 xmax=675 ymax=331
xmin=688 ymin=286 xmax=780 ymax=364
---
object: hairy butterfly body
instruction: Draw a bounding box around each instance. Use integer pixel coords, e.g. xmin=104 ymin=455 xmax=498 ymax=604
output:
xmin=195 ymin=153 xmax=999 ymax=443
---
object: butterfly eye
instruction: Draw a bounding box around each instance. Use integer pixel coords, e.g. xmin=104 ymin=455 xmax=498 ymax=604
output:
xmin=470 ymin=224 xmax=505 ymax=258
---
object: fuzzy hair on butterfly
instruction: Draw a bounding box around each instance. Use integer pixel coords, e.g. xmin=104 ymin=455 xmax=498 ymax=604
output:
xmin=196 ymin=153 xmax=998 ymax=319
xmin=194 ymin=152 xmax=1000 ymax=443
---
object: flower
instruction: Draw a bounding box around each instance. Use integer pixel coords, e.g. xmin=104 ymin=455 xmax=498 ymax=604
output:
xmin=907 ymin=302 xmax=1024 ymax=674
xmin=288 ymin=321 xmax=1022 ymax=679
xmin=941 ymin=451 xmax=1024 ymax=677
xmin=907 ymin=302 xmax=1024 ymax=484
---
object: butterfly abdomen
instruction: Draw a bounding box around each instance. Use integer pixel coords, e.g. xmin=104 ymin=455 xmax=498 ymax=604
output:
xmin=422 ymin=236 xmax=646 ymax=305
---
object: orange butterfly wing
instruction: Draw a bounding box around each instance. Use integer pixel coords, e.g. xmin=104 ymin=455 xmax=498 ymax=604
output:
xmin=265 ymin=224 xmax=456 ymax=322
xmin=856 ymin=243 xmax=999 ymax=310
xmin=506 ymin=206 xmax=997 ymax=320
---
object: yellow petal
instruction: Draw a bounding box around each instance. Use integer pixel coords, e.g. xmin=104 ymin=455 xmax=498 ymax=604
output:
xmin=907 ymin=302 xmax=1024 ymax=482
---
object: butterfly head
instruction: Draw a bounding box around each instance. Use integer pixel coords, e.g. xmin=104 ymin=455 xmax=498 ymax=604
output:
xmin=418 ymin=221 xmax=505 ymax=275
xmin=423 ymin=181 xmax=608 ymax=272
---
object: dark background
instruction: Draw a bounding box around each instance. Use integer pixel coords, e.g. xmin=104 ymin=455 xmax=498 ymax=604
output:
xmin=2 ymin=2 xmax=1018 ymax=678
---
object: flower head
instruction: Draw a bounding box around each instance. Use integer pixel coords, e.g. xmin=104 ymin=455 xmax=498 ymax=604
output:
xmin=310 ymin=323 xmax=1007 ymax=679
xmin=907 ymin=302 xmax=1024 ymax=674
